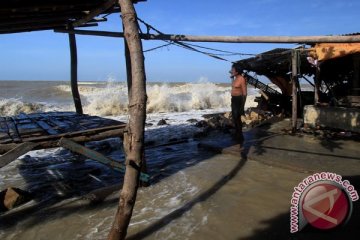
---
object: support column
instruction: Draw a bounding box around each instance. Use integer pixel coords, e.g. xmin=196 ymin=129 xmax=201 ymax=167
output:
xmin=314 ymin=66 xmax=320 ymax=104
xmin=68 ymin=26 xmax=83 ymax=114
xmin=124 ymin=36 xmax=148 ymax=186
xmin=107 ymin=0 xmax=147 ymax=239
xmin=353 ymin=53 xmax=360 ymax=96
xmin=291 ymin=50 xmax=298 ymax=132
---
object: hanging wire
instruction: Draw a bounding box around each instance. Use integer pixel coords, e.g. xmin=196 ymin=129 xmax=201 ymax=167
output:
xmin=136 ymin=17 xmax=302 ymax=62
xmin=136 ymin=17 xmax=234 ymax=62
xmin=143 ymin=42 xmax=173 ymax=52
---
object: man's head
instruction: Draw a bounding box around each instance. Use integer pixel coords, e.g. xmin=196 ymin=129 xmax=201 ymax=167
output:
xmin=230 ymin=63 xmax=244 ymax=77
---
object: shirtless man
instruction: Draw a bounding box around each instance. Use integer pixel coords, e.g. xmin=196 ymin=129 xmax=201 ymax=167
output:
xmin=230 ymin=64 xmax=247 ymax=142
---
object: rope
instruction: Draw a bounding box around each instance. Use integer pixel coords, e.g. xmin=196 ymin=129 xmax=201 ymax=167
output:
xmin=143 ymin=43 xmax=173 ymax=53
xmin=136 ymin=17 xmax=305 ymax=62
xmin=136 ymin=17 xmax=233 ymax=62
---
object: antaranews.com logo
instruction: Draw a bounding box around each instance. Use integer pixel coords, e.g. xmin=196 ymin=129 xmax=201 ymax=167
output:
xmin=290 ymin=172 xmax=359 ymax=233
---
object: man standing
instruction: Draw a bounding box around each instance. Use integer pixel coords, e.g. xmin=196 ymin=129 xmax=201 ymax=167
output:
xmin=230 ymin=63 xmax=247 ymax=142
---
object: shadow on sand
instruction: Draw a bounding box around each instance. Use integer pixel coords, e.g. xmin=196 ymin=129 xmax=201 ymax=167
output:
xmin=0 ymin=124 xmax=245 ymax=232
xmin=1 ymin=120 xmax=358 ymax=240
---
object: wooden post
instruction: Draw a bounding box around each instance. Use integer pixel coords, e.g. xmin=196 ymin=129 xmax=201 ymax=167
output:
xmin=107 ymin=0 xmax=147 ymax=239
xmin=124 ymin=34 xmax=148 ymax=186
xmin=291 ymin=50 xmax=298 ymax=133
xmin=68 ymin=26 xmax=83 ymax=114
xmin=353 ymin=53 xmax=360 ymax=95
xmin=314 ymin=66 xmax=320 ymax=104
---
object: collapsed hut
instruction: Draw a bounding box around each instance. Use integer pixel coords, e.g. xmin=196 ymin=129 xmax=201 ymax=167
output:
xmin=1 ymin=0 xmax=148 ymax=239
xmin=234 ymin=40 xmax=360 ymax=133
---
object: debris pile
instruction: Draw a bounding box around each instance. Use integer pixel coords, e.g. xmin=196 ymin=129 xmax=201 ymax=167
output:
xmin=195 ymin=108 xmax=274 ymax=131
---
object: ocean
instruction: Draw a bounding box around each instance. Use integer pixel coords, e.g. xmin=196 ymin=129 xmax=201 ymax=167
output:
xmin=0 ymin=80 xmax=307 ymax=239
xmin=0 ymin=80 xmax=260 ymax=117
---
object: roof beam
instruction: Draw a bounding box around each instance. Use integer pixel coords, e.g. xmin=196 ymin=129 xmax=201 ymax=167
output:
xmin=54 ymin=29 xmax=360 ymax=43
xmin=72 ymin=0 xmax=116 ymax=27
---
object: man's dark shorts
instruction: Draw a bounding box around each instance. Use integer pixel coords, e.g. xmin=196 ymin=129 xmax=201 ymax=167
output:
xmin=231 ymin=95 xmax=246 ymax=120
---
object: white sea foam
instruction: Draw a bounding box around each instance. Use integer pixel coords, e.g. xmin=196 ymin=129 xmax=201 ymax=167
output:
xmin=0 ymin=98 xmax=45 ymax=116
xmin=1 ymin=79 xmax=260 ymax=117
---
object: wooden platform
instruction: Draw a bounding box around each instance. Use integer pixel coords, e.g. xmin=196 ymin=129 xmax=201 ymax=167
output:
xmin=0 ymin=112 xmax=126 ymax=154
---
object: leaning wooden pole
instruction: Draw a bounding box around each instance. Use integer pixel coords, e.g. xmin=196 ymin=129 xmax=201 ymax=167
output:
xmin=68 ymin=26 xmax=83 ymax=114
xmin=107 ymin=0 xmax=147 ymax=239
xmin=291 ymin=50 xmax=298 ymax=132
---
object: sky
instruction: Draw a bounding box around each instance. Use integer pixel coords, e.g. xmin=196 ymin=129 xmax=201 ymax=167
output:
xmin=1 ymin=0 xmax=359 ymax=83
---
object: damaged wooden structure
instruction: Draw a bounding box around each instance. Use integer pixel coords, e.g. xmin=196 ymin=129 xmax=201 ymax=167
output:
xmin=234 ymin=40 xmax=360 ymax=133
xmin=2 ymin=1 xmax=148 ymax=238
xmin=1 ymin=0 xmax=149 ymax=172
xmin=1 ymin=0 xmax=144 ymax=115
xmin=2 ymin=0 xmax=360 ymax=238
xmin=0 ymin=112 xmax=127 ymax=168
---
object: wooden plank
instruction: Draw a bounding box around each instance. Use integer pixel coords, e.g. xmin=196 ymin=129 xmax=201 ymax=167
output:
xmin=72 ymin=0 xmax=116 ymax=27
xmin=36 ymin=121 xmax=59 ymax=135
xmin=59 ymin=138 xmax=149 ymax=182
xmin=40 ymin=114 xmax=69 ymax=129
xmin=0 ymin=117 xmax=10 ymax=141
xmin=22 ymin=124 xmax=126 ymax=142
xmin=0 ymin=127 xmax=125 ymax=154
xmin=20 ymin=112 xmax=59 ymax=135
xmin=17 ymin=126 xmax=44 ymax=135
xmin=0 ymin=142 xmax=38 ymax=168
xmin=16 ymin=113 xmax=30 ymax=120
xmin=6 ymin=117 xmax=22 ymax=142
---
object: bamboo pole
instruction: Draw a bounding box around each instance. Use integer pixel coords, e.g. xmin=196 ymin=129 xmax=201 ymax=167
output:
xmin=107 ymin=0 xmax=147 ymax=239
xmin=291 ymin=50 xmax=298 ymax=132
xmin=55 ymin=29 xmax=360 ymax=43
xmin=68 ymin=26 xmax=83 ymax=114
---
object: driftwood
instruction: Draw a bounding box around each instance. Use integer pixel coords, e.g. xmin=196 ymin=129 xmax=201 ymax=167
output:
xmin=108 ymin=0 xmax=147 ymax=239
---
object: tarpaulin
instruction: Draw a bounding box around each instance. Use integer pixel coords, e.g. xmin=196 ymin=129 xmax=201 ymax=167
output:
xmin=309 ymin=43 xmax=360 ymax=61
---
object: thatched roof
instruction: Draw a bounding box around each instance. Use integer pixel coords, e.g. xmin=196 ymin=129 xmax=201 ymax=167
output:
xmin=236 ymin=44 xmax=359 ymax=97
xmin=0 ymin=0 xmax=145 ymax=34
xmin=235 ymin=48 xmax=314 ymax=78
xmin=234 ymin=48 xmax=315 ymax=95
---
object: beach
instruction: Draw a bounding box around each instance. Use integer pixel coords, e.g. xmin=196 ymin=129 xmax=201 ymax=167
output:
xmin=0 ymin=80 xmax=359 ymax=239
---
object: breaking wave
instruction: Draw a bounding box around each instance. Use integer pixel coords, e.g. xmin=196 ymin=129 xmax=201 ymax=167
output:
xmin=0 ymin=98 xmax=45 ymax=116
xmin=1 ymin=80 xmax=259 ymax=117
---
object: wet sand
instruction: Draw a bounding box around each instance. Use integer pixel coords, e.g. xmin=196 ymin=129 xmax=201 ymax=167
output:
xmin=1 ymin=119 xmax=359 ymax=239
